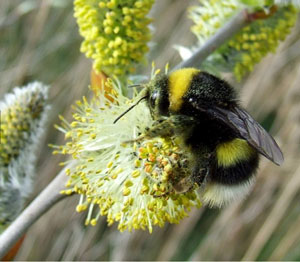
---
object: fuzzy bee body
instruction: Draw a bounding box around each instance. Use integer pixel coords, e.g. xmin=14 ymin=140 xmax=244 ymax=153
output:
xmin=116 ymin=68 xmax=283 ymax=207
xmin=140 ymin=68 xmax=284 ymax=207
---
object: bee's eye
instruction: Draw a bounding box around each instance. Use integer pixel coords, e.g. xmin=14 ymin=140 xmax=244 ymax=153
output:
xmin=150 ymin=91 xmax=159 ymax=108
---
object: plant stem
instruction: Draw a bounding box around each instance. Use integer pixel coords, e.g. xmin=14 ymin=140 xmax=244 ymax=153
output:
xmin=174 ymin=9 xmax=251 ymax=70
xmin=0 ymin=165 xmax=72 ymax=258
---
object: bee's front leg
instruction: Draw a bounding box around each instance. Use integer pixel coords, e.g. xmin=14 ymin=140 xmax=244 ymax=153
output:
xmin=127 ymin=115 xmax=195 ymax=143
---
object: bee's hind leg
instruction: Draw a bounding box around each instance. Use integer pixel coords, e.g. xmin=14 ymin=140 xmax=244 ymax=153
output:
xmin=191 ymin=167 xmax=209 ymax=190
xmin=191 ymin=152 xmax=213 ymax=188
xmin=172 ymin=176 xmax=195 ymax=194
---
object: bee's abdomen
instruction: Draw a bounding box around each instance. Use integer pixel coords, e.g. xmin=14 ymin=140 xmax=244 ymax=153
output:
xmin=213 ymin=138 xmax=259 ymax=185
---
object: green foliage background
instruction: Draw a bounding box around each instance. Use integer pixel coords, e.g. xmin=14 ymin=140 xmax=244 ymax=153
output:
xmin=1 ymin=0 xmax=300 ymax=260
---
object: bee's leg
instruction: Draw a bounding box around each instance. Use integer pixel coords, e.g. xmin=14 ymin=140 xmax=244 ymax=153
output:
xmin=172 ymin=176 xmax=194 ymax=193
xmin=191 ymin=153 xmax=213 ymax=187
xmin=144 ymin=115 xmax=195 ymax=138
xmin=156 ymin=154 xmax=212 ymax=195
xmin=126 ymin=115 xmax=195 ymax=143
xmin=191 ymin=166 xmax=209 ymax=186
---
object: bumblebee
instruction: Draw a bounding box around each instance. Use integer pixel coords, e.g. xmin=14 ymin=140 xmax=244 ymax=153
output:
xmin=115 ymin=68 xmax=284 ymax=207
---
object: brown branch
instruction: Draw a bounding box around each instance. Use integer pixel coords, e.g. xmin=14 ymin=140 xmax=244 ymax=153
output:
xmin=174 ymin=6 xmax=278 ymax=70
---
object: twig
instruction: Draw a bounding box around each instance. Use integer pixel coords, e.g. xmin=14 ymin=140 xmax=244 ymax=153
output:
xmin=0 ymin=164 xmax=73 ymax=258
xmin=174 ymin=8 xmax=251 ymax=70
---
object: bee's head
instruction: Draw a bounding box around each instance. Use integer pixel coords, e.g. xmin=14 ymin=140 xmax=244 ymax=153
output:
xmin=113 ymin=74 xmax=169 ymax=124
xmin=146 ymin=74 xmax=170 ymax=119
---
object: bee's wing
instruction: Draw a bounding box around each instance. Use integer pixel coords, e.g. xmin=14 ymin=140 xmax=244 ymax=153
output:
xmin=203 ymin=106 xmax=284 ymax=166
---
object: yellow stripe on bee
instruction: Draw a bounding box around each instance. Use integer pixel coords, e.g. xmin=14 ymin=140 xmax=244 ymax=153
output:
xmin=168 ymin=68 xmax=200 ymax=111
xmin=216 ymin=138 xmax=255 ymax=167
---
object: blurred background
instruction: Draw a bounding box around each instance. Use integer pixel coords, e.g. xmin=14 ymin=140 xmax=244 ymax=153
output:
xmin=1 ymin=0 xmax=300 ymax=260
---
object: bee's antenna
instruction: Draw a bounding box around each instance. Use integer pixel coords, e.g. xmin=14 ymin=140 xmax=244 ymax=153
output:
xmin=113 ymin=95 xmax=147 ymax=124
xmin=128 ymin=84 xmax=142 ymax=88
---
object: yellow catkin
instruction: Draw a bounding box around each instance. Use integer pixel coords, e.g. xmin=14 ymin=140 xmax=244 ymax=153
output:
xmin=55 ymin=82 xmax=202 ymax=232
xmin=74 ymin=0 xmax=154 ymax=76
xmin=190 ymin=2 xmax=297 ymax=81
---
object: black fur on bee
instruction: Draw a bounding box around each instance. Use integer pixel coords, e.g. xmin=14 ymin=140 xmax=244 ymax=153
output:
xmin=114 ymin=68 xmax=283 ymax=206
